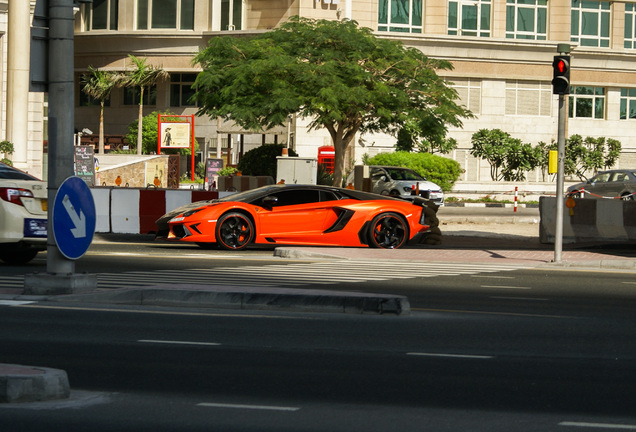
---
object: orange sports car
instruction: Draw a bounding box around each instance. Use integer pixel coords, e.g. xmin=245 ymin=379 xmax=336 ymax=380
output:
xmin=157 ymin=184 xmax=432 ymax=250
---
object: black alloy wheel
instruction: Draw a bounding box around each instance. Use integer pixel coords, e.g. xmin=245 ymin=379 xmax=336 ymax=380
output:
xmin=215 ymin=212 xmax=255 ymax=250
xmin=368 ymin=212 xmax=409 ymax=249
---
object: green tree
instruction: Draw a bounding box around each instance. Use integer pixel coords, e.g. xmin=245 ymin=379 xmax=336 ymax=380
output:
xmin=564 ymin=135 xmax=622 ymax=180
xmin=470 ymin=129 xmax=541 ymax=181
xmin=0 ymin=140 xmax=14 ymax=165
xmin=119 ymin=55 xmax=169 ymax=155
xmin=192 ymin=16 xmax=471 ymax=186
xmin=81 ymin=66 xmax=118 ymax=154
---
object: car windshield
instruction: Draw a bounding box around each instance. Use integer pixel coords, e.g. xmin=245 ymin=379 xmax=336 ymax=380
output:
xmin=385 ymin=168 xmax=424 ymax=181
xmin=0 ymin=162 xmax=40 ymax=180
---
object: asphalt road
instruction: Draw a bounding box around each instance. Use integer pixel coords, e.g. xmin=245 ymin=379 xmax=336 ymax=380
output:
xmin=0 ymin=301 xmax=635 ymax=431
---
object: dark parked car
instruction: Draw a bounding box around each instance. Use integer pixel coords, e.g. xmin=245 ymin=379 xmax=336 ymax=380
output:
xmin=567 ymin=169 xmax=636 ymax=200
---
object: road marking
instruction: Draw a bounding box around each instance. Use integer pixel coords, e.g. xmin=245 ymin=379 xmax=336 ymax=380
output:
xmin=197 ymin=402 xmax=300 ymax=412
xmin=481 ymin=285 xmax=531 ymax=290
xmin=490 ymin=296 xmax=548 ymax=301
xmin=413 ymin=307 xmax=577 ymax=319
xmin=0 ymin=300 xmax=35 ymax=306
xmin=559 ymin=421 xmax=636 ymax=430
xmin=622 ymin=281 xmax=636 ymax=285
xmin=138 ymin=339 xmax=220 ymax=346
xmin=407 ymin=352 xmax=494 ymax=359
xmin=472 ymin=275 xmax=516 ymax=279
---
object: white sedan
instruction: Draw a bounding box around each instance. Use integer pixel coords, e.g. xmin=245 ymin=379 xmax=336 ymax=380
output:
xmin=0 ymin=163 xmax=47 ymax=264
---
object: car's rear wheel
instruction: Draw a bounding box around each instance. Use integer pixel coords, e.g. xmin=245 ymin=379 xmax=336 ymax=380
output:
xmin=0 ymin=249 xmax=39 ymax=265
xmin=621 ymin=192 xmax=634 ymax=201
xmin=215 ymin=212 xmax=255 ymax=251
xmin=368 ymin=212 xmax=409 ymax=249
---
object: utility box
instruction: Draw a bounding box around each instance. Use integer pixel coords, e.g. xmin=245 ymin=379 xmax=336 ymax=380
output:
xmin=276 ymin=157 xmax=317 ymax=185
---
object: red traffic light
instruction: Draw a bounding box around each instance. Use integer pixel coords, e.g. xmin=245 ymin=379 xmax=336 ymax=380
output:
xmin=552 ymin=55 xmax=570 ymax=95
xmin=557 ymin=59 xmax=567 ymax=73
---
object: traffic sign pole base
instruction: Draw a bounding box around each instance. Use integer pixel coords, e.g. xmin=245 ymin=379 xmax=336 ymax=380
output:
xmin=23 ymin=272 xmax=97 ymax=296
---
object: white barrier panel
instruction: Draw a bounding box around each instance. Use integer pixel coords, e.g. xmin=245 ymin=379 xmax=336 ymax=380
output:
xmin=91 ymin=187 xmax=111 ymax=233
xmin=111 ymin=189 xmax=141 ymax=234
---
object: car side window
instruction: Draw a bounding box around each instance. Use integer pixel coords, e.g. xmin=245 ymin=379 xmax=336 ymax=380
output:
xmin=592 ymin=173 xmax=610 ymax=183
xmin=612 ymin=173 xmax=627 ymax=182
xmin=268 ymin=190 xmax=321 ymax=207
xmin=319 ymin=191 xmax=339 ymax=202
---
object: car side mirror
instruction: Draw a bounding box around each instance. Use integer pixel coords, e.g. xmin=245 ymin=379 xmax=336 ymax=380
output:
xmin=262 ymin=196 xmax=278 ymax=209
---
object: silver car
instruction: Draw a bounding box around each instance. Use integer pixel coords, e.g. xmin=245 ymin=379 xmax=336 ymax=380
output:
xmin=369 ymin=166 xmax=444 ymax=206
xmin=0 ymin=163 xmax=48 ymax=264
xmin=567 ymin=169 xmax=636 ymax=200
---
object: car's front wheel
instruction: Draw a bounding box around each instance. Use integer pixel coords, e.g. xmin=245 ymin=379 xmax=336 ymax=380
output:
xmin=368 ymin=212 xmax=409 ymax=249
xmin=215 ymin=212 xmax=255 ymax=251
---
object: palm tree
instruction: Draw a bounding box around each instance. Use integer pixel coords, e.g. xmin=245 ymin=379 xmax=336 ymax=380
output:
xmin=81 ymin=66 xmax=118 ymax=155
xmin=120 ymin=55 xmax=169 ymax=155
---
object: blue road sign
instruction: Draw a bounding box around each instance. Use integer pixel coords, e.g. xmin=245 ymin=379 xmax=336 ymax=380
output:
xmin=52 ymin=176 xmax=96 ymax=260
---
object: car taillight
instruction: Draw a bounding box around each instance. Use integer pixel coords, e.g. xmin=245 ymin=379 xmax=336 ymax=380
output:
xmin=0 ymin=187 xmax=34 ymax=206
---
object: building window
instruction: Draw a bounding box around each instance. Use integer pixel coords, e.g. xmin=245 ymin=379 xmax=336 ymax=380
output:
xmin=451 ymin=79 xmax=481 ymax=114
xmin=569 ymin=86 xmax=605 ymax=119
xmin=571 ymin=0 xmax=610 ymax=48
xmin=620 ymin=89 xmax=636 ymax=119
xmin=505 ymin=81 xmax=551 ymax=116
xmin=378 ymin=0 xmax=423 ymax=33
xmin=221 ymin=0 xmax=243 ymax=30
xmin=505 ymin=0 xmax=547 ymax=40
xmin=123 ymin=86 xmax=157 ymax=106
xmin=625 ymin=4 xmax=636 ymax=48
xmin=170 ymin=74 xmax=197 ymax=107
xmin=448 ymin=0 xmax=491 ymax=37
xmin=79 ymin=89 xmax=111 ymax=108
xmin=84 ymin=0 xmax=118 ymax=30
xmin=137 ymin=0 xmax=194 ymax=30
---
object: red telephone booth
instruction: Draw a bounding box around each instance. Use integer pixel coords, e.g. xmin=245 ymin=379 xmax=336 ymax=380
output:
xmin=317 ymin=146 xmax=335 ymax=174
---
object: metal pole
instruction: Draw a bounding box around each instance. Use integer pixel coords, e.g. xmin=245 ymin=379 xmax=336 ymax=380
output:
xmin=46 ymin=0 xmax=75 ymax=274
xmin=554 ymin=94 xmax=566 ymax=263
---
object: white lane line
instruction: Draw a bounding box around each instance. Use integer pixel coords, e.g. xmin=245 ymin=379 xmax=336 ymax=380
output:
xmin=559 ymin=421 xmax=636 ymax=430
xmin=622 ymin=282 xmax=636 ymax=285
xmin=197 ymin=402 xmax=300 ymax=412
xmin=490 ymin=296 xmax=549 ymax=301
xmin=472 ymin=275 xmax=516 ymax=279
xmin=481 ymin=285 xmax=531 ymax=290
xmin=138 ymin=340 xmax=220 ymax=347
xmin=407 ymin=352 xmax=494 ymax=359
xmin=0 ymin=300 xmax=35 ymax=306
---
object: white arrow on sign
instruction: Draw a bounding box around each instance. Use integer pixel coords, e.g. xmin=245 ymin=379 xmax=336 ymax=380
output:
xmin=62 ymin=194 xmax=86 ymax=238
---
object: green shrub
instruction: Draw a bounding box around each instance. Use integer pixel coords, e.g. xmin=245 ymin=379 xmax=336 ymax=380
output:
xmin=365 ymin=151 xmax=462 ymax=191
xmin=237 ymin=144 xmax=297 ymax=178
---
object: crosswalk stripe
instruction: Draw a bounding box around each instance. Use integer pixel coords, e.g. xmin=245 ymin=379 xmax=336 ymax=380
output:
xmin=1 ymin=262 xmax=528 ymax=291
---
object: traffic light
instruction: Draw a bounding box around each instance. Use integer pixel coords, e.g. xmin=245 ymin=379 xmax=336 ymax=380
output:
xmin=552 ymin=55 xmax=570 ymax=95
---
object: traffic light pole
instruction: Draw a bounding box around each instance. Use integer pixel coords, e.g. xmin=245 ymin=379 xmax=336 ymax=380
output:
xmin=554 ymin=93 xmax=566 ymax=263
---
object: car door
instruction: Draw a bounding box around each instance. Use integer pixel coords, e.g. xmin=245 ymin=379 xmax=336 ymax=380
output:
xmin=255 ymin=189 xmax=332 ymax=242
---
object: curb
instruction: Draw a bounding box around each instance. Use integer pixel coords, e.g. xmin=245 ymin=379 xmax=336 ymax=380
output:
xmin=49 ymin=284 xmax=411 ymax=315
xmin=0 ymin=364 xmax=70 ymax=404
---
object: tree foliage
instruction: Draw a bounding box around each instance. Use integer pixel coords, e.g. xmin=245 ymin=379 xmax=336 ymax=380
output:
xmin=81 ymin=66 xmax=118 ymax=154
xmin=237 ymin=144 xmax=298 ymax=178
xmin=470 ymin=129 xmax=542 ymax=181
xmin=364 ymin=151 xmax=462 ymax=191
xmin=193 ymin=16 xmax=471 ymax=186
xmin=472 ymin=129 xmax=622 ymax=182
xmin=0 ymin=140 xmax=14 ymax=165
xmin=119 ymin=55 xmax=169 ymax=155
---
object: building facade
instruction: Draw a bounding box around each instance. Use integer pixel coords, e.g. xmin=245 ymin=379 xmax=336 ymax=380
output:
xmin=12 ymin=1 xmax=636 ymax=182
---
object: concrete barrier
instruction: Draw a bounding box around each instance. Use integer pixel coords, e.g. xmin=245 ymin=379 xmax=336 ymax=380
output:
xmin=540 ymin=196 xmax=636 ymax=243
xmin=90 ymin=187 xmax=222 ymax=234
